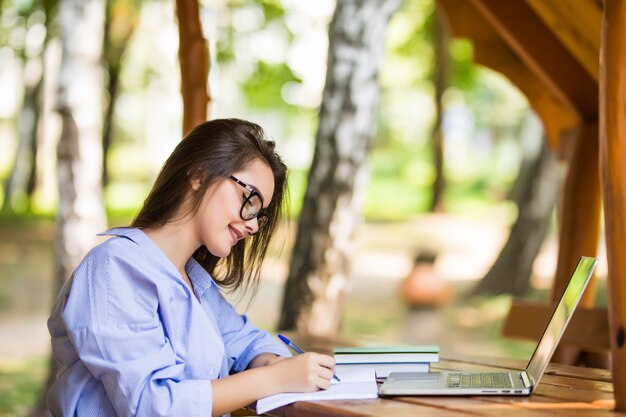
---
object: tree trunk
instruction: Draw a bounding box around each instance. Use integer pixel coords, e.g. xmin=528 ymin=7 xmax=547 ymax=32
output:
xmin=429 ymin=8 xmax=449 ymax=213
xmin=278 ymin=0 xmax=402 ymax=336
xmin=102 ymin=0 xmax=138 ymax=186
xmin=3 ymin=0 xmax=59 ymax=211
xmin=32 ymin=0 xmax=107 ymax=415
xmin=474 ymin=115 xmax=563 ymax=296
xmin=3 ymin=55 xmax=44 ymax=212
xmin=102 ymin=60 xmax=119 ymax=187
xmin=175 ymin=0 xmax=211 ymax=134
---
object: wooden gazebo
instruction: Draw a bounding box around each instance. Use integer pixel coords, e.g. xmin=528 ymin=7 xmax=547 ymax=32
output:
xmin=435 ymin=0 xmax=624 ymax=410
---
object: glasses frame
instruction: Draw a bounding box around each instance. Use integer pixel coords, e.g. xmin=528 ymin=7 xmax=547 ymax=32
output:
xmin=229 ymin=175 xmax=269 ymax=234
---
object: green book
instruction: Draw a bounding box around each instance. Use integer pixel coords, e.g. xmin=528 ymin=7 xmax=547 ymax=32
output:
xmin=334 ymin=345 xmax=440 ymax=364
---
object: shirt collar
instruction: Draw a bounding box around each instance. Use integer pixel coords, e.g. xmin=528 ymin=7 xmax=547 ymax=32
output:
xmin=186 ymin=257 xmax=215 ymax=297
xmin=98 ymin=227 xmax=215 ymax=294
xmin=99 ymin=228 xmax=180 ymax=279
xmin=98 ymin=227 xmax=149 ymax=244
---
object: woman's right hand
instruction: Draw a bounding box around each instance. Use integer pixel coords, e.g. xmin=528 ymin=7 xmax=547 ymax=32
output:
xmin=269 ymin=352 xmax=336 ymax=393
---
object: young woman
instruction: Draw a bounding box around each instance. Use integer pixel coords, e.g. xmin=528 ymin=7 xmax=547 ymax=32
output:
xmin=47 ymin=119 xmax=336 ymax=417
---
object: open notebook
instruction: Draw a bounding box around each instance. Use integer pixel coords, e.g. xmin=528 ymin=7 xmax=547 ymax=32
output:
xmin=255 ymin=365 xmax=378 ymax=414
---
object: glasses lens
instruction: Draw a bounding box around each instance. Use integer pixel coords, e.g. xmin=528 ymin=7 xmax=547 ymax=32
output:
xmin=241 ymin=193 xmax=263 ymax=220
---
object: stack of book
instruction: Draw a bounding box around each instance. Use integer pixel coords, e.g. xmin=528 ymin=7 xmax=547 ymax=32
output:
xmin=333 ymin=345 xmax=440 ymax=380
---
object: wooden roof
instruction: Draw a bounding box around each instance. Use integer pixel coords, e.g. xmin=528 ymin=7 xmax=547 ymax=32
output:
xmin=437 ymin=0 xmax=603 ymax=149
xmin=525 ymin=0 xmax=602 ymax=82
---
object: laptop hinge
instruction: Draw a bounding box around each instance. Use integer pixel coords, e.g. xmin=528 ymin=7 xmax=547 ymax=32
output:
xmin=520 ymin=371 xmax=532 ymax=388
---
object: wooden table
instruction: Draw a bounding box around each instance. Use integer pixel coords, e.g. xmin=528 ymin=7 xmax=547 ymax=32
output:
xmin=263 ymin=355 xmax=623 ymax=417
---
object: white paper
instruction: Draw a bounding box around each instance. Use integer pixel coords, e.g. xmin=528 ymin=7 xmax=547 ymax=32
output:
xmin=255 ymin=366 xmax=378 ymax=414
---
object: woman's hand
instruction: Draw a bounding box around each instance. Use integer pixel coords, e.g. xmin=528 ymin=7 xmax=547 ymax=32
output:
xmin=211 ymin=352 xmax=335 ymax=416
xmin=269 ymin=352 xmax=336 ymax=393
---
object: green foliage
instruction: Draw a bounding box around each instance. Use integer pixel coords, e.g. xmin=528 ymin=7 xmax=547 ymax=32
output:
xmin=216 ymin=0 xmax=290 ymax=65
xmin=388 ymin=0 xmax=433 ymax=53
xmin=1 ymin=0 xmax=60 ymax=41
xmin=241 ymin=61 xmax=301 ymax=111
xmin=448 ymin=39 xmax=476 ymax=90
xmin=0 ymin=0 xmax=529 ymax=223
xmin=285 ymin=168 xmax=306 ymax=218
xmin=256 ymin=0 xmax=285 ymax=22
xmin=384 ymin=0 xmax=477 ymax=90
xmin=217 ymin=0 xmax=300 ymax=114
xmin=383 ymin=0 xmax=435 ymax=87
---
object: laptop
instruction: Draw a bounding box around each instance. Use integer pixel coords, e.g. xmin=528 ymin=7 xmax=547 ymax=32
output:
xmin=379 ymin=256 xmax=598 ymax=396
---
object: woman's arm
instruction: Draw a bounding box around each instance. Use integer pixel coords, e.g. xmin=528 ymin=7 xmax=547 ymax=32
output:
xmin=212 ymin=352 xmax=335 ymax=416
xmin=246 ymin=352 xmax=287 ymax=368
xmin=208 ymin=287 xmax=291 ymax=371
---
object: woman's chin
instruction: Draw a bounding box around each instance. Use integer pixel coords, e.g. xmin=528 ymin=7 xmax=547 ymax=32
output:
xmin=206 ymin=245 xmax=232 ymax=258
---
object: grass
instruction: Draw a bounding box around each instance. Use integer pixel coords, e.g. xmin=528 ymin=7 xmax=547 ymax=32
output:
xmin=0 ymin=357 xmax=46 ymax=417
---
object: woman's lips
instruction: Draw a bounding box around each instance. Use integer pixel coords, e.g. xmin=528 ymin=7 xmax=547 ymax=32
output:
xmin=228 ymin=226 xmax=243 ymax=245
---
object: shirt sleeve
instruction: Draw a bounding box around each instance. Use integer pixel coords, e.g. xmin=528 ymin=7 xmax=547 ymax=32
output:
xmin=62 ymin=245 xmax=214 ymax=417
xmin=208 ymin=289 xmax=291 ymax=373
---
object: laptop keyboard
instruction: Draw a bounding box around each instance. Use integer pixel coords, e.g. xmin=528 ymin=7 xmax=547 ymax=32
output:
xmin=447 ymin=372 xmax=513 ymax=389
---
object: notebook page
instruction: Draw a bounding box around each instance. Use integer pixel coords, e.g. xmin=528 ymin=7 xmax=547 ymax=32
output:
xmin=255 ymin=367 xmax=377 ymax=414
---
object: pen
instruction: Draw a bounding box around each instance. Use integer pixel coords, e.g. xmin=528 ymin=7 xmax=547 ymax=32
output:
xmin=277 ymin=334 xmax=341 ymax=382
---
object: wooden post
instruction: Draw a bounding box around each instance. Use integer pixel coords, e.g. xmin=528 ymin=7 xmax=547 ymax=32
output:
xmin=176 ymin=0 xmax=210 ymax=135
xmin=552 ymin=123 xmax=601 ymax=307
xmin=600 ymin=0 xmax=626 ymax=411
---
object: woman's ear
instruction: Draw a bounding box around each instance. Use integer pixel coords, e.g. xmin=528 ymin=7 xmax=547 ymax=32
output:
xmin=190 ymin=177 xmax=202 ymax=191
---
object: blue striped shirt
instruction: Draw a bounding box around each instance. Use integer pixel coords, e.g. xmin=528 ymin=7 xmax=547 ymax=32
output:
xmin=47 ymin=227 xmax=290 ymax=417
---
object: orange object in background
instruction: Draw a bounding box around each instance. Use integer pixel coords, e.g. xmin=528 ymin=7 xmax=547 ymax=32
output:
xmin=398 ymin=252 xmax=453 ymax=307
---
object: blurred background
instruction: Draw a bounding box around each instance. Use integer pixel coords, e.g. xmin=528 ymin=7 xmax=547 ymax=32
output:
xmin=0 ymin=0 xmax=609 ymax=415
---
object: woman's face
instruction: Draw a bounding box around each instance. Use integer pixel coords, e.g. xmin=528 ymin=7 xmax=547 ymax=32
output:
xmin=193 ymin=158 xmax=275 ymax=258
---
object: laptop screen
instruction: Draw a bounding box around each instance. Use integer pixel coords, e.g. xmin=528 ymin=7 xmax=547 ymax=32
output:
xmin=524 ymin=257 xmax=597 ymax=386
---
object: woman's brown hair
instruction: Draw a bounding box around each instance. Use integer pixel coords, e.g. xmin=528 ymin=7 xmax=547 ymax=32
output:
xmin=131 ymin=118 xmax=288 ymax=295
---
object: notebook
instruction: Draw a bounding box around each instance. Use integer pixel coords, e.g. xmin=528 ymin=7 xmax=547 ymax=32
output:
xmin=379 ymin=256 xmax=597 ymax=396
xmin=334 ymin=344 xmax=438 ymax=380
xmin=256 ymin=366 xmax=378 ymax=414
xmin=335 ymin=362 xmax=430 ymax=379
xmin=334 ymin=345 xmax=439 ymax=363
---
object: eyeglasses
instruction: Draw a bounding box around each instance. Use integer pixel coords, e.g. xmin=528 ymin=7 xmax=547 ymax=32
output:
xmin=229 ymin=175 xmax=269 ymax=234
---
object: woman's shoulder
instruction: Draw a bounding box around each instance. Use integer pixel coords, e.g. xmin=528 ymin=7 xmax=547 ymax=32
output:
xmin=72 ymin=228 xmax=158 ymax=283
xmin=86 ymin=227 xmax=152 ymax=261
xmin=62 ymin=229 xmax=167 ymax=329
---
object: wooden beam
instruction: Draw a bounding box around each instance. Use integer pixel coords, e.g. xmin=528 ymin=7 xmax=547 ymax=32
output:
xmin=469 ymin=0 xmax=598 ymax=120
xmin=503 ymin=302 xmax=609 ymax=351
xmin=437 ymin=0 xmax=579 ymax=150
xmin=525 ymin=0 xmax=601 ymax=82
xmin=600 ymin=0 xmax=626 ymax=411
xmin=552 ymin=123 xmax=601 ymax=306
